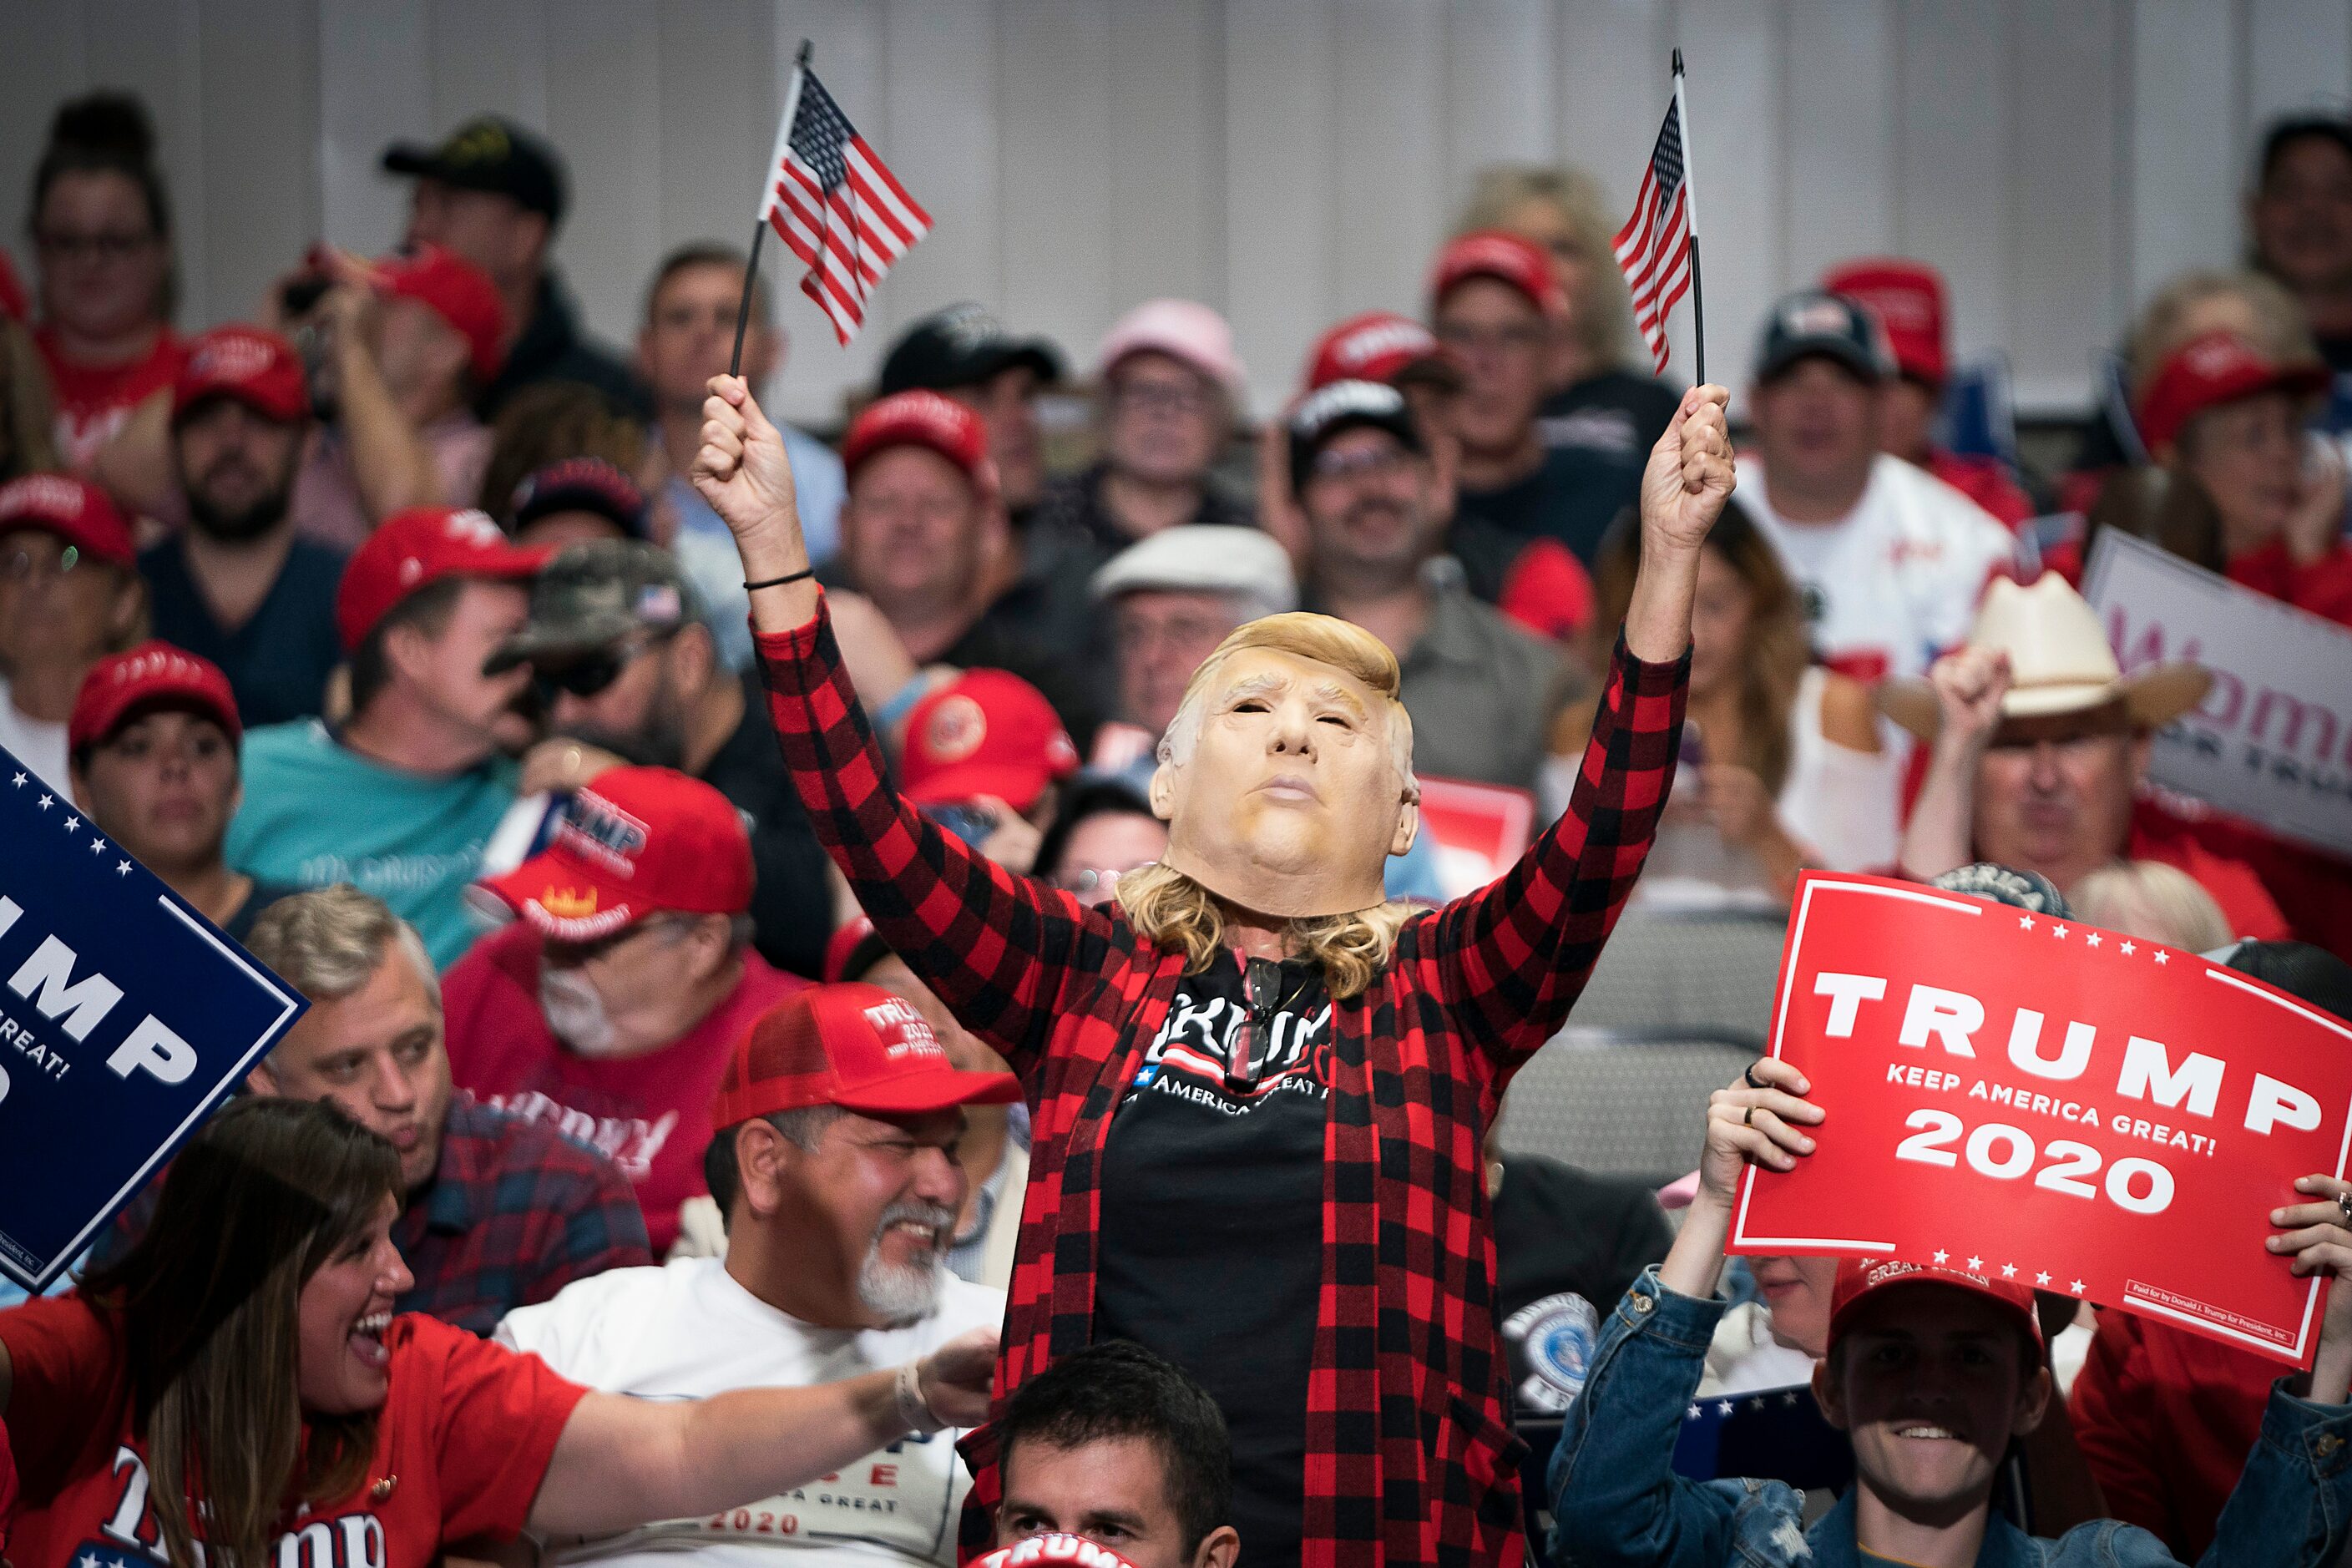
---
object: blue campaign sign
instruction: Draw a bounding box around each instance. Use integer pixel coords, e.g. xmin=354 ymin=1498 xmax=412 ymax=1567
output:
xmin=0 ymin=745 xmax=305 ymax=1289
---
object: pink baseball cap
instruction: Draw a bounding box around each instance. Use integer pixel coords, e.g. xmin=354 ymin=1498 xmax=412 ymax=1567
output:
xmin=1095 ymin=299 xmax=1245 ymax=396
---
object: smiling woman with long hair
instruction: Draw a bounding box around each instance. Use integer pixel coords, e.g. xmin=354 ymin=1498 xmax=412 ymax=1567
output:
xmin=0 ymin=1097 xmax=996 ymax=1568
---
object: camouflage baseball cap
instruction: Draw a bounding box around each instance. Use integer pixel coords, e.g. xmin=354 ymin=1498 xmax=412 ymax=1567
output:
xmin=485 ymin=539 xmax=705 ymax=673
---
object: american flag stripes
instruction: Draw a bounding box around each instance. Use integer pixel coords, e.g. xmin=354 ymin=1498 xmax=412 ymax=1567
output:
xmin=758 ymin=66 xmax=931 ymax=345
xmin=1612 ymin=73 xmax=1699 ymax=376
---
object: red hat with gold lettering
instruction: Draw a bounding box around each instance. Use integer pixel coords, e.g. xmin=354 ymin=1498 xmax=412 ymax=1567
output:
xmin=899 ymin=669 xmax=1078 ymax=814
xmin=335 ymin=505 xmax=550 ymax=650
xmin=0 ymin=473 xmax=134 ymax=567
xmin=70 ymin=641 xmax=241 ymax=754
xmin=711 ymin=982 xmax=1019 ymax=1127
xmin=474 ymin=766 xmax=751 ymax=941
xmin=1828 ymin=1256 xmax=2043 ymax=1353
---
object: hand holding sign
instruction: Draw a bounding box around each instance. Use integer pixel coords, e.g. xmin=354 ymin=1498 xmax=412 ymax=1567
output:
xmin=1727 ymin=872 xmax=2352 ymax=1366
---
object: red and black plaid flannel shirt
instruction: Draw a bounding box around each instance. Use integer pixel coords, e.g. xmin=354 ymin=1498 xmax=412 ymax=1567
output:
xmin=756 ymin=604 xmax=1687 ymax=1567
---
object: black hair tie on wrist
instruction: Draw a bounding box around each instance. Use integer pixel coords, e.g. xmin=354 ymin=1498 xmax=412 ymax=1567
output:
xmin=743 ymin=569 xmax=816 ymax=591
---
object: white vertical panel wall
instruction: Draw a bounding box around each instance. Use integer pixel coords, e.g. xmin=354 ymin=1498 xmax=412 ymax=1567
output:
xmin=3 ymin=0 xmax=2350 ymax=426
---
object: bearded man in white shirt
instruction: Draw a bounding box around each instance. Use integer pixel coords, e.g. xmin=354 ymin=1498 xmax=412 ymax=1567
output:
xmin=498 ymin=982 xmax=1020 ymax=1567
xmin=1732 ymin=288 xmax=2019 ymax=685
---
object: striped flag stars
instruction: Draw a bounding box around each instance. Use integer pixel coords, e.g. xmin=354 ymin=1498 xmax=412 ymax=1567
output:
xmin=757 ymin=65 xmax=931 ymax=346
xmin=1612 ymin=93 xmax=1695 ymax=375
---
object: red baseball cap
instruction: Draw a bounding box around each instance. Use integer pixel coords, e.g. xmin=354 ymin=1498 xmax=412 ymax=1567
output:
xmin=173 ymin=325 xmax=310 ymax=427
xmin=376 ymin=245 xmax=507 ymax=387
xmin=475 ymin=766 xmax=752 ymax=941
xmin=1823 ymin=258 xmax=1949 ymax=385
xmin=70 ymin=641 xmax=241 ymax=755
xmin=336 ymin=505 xmax=550 ymax=650
xmin=0 ymin=473 xmax=134 ymax=567
xmin=1302 ymin=311 xmax=1462 ymax=393
xmin=842 ymin=390 xmax=989 ymax=483
xmin=2135 ymin=330 xmax=2328 ymax=454
xmin=1827 ymin=1257 xmax=2043 ymax=1354
xmin=711 ymin=981 xmax=1020 ymax=1128
xmin=900 ymin=670 xmax=1079 ymax=814
xmin=1429 ymin=230 xmax=1567 ymax=317
xmin=972 ymin=1538 xmax=1140 ymax=1568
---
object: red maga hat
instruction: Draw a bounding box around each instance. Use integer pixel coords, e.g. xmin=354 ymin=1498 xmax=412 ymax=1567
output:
xmin=971 ymin=1538 xmax=1141 ymax=1568
xmin=711 ymin=981 xmax=1020 ymax=1128
xmin=335 ymin=505 xmax=550 ymax=651
xmin=0 ymin=473 xmax=134 ymax=567
xmin=1302 ymin=311 xmax=1461 ymax=393
xmin=173 ymin=324 xmax=310 ymax=427
xmin=842 ymin=390 xmax=989 ymax=483
xmin=1429 ymin=230 xmax=1567 ymax=317
xmin=376 ymin=245 xmax=507 ymax=386
xmin=1827 ymin=1256 xmax=2042 ymax=1353
xmin=70 ymin=641 xmax=241 ymax=754
xmin=899 ymin=669 xmax=1078 ymax=814
xmin=2135 ymin=330 xmax=2328 ymax=454
xmin=476 ymin=766 xmax=752 ymax=942
xmin=1823 ymin=258 xmax=1949 ymax=385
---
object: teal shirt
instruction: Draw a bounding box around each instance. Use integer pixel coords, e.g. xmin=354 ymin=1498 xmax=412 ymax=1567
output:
xmin=226 ymin=720 xmax=518 ymax=969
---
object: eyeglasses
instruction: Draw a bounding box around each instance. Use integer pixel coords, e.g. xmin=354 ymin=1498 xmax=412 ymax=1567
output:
xmin=1048 ymin=863 xmax=1155 ymax=898
xmin=1110 ymin=379 xmax=1211 ymax=418
xmin=35 ymin=228 xmax=157 ymax=264
xmin=1 ymin=542 xmax=83 ymax=584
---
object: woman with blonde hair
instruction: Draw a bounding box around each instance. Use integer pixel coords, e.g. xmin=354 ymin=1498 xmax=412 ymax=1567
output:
xmin=690 ymin=363 xmax=1738 ymax=1564
xmin=1560 ymin=501 xmax=1896 ymax=907
xmin=1458 ymin=163 xmax=1682 ymax=462
xmin=2071 ymin=859 xmax=2234 ymax=953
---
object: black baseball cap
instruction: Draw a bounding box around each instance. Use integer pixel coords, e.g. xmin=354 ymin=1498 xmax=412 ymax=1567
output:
xmin=1753 ymin=288 xmax=1891 ymax=385
xmin=382 ymin=116 xmax=567 ymax=226
xmin=879 ymin=303 xmax=1065 ymax=396
xmin=1287 ymin=379 xmax=1426 ymax=497
xmin=509 ymin=458 xmax=649 ymax=541
xmin=2215 ymin=940 xmax=2352 ymax=1024
xmin=1930 ymin=862 xmax=2071 ymax=920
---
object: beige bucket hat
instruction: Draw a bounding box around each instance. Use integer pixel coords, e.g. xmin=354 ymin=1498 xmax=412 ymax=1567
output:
xmin=1878 ymin=573 xmax=2212 ymax=741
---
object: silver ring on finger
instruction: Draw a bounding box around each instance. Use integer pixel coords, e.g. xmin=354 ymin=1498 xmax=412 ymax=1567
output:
xmin=2335 ymin=1190 xmax=2351 ymax=1228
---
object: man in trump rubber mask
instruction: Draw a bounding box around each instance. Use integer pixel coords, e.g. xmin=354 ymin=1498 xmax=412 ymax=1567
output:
xmin=685 ymin=361 xmax=1735 ymax=1566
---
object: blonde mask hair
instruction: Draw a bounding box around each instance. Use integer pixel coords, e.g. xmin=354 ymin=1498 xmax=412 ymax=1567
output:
xmin=1125 ymin=613 xmax=1419 ymax=994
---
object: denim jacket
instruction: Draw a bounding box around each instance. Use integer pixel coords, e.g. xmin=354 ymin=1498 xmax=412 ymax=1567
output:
xmin=1546 ymin=1267 xmax=2352 ymax=1568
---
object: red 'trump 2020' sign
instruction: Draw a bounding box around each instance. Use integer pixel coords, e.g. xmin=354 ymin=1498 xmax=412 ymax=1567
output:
xmin=1732 ymin=872 xmax=2352 ymax=1365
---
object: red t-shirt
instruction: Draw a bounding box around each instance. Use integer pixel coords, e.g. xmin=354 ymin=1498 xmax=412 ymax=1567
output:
xmin=2125 ymin=802 xmax=2291 ymax=943
xmin=0 ymin=1296 xmax=586 ymax=1568
xmin=2068 ymin=1304 xmax=2275 ymax=1560
xmin=33 ymin=327 xmax=185 ymax=472
xmin=1925 ymin=449 xmax=2036 ymax=531
xmin=441 ymin=923 xmax=809 ymax=1253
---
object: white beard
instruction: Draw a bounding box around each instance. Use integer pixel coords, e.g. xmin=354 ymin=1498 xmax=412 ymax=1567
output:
xmin=539 ymin=967 xmax=622 ymax=1057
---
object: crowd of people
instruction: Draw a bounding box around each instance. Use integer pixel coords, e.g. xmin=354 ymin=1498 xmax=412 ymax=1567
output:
xmin=3 ymin=81 xmax=2352 ymax=1568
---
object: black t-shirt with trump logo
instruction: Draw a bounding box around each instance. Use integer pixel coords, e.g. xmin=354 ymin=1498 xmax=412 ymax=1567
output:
xmin=1095 ymin=953 xmax=1330 ymax=1568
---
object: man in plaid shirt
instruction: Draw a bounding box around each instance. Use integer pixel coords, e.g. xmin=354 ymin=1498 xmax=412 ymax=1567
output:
xmin=694 ymin=375 xmax=1734 ymax=1566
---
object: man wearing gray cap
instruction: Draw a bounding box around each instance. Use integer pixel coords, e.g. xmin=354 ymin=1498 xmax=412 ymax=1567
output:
xmin=1291 ymin=379 xmax=1586 ymax=792
xmin=498 ymin=540 xmax=836 ymax=978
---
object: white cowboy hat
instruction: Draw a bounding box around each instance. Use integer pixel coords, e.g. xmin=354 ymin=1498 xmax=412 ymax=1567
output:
xmin=1878 ymin=573 xmax=2212 ymax=741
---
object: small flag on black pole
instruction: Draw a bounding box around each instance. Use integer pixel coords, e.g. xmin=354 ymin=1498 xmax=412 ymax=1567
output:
xmin=1613 ymin=49 xmax=1705 ymax=383
xmin=733 ymin=38 xmax=933 ymax=365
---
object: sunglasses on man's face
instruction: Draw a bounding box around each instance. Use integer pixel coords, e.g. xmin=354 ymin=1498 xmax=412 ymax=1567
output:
xmin=531 ymin=644 xmax=644 ymax=704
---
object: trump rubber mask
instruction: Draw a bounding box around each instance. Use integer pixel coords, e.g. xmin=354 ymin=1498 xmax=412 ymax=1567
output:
xmin=1148 ymin=613 xmax=1419 ymax=918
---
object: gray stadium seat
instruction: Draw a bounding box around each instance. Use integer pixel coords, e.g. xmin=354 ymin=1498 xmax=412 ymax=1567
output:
xmin=1496 ymin=1027 xmax=1763 ymax=1186
xmin=1566 ymin=909 xmax=1789 ymax=1040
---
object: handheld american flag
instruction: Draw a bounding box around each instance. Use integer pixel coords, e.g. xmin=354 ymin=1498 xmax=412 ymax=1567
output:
xmin=755 ymin=53 xmax=932 ymax=346
xmin=1613 ymin=52 xmax=1707 ymax=380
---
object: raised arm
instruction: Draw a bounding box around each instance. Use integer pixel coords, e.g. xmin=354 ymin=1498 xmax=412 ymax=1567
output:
xmin=1429 ymin=385 xmax=1733 ymax=1071
xmin=1895 ymin=647 xmax=2008 ymax=883
xmin=527 ymin=1326 xmax=994 ymax=1537
xmin=690 ymin=377 xmax=1100 ymax=1077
